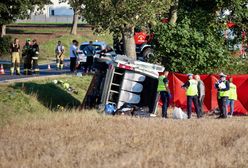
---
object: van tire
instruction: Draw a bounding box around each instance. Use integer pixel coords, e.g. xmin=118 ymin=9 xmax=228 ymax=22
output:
xmin=142 ymin=48 xmax=154 ymax=62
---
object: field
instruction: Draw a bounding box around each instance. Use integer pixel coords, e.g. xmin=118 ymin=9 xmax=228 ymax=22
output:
xmin=1 ymin=112 xmax=248 ymax=168
xmin=0 ymin=76 xmax=248 ymax=168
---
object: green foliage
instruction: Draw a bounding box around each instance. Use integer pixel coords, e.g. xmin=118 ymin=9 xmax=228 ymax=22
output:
xmin=217 ymin=0 xmax=248 ymax=30
xmin=0 ymin=35 xmax=11 ymax=56
xmin=153 ymin=17 xmax=234 ymax=74
xmin=84 ymin=0 xmax=172 ymax=34
xmin=0 ymin=0 xmax=51 ymax=25
xmin=151 ymin=0 xmax=248 ymax=74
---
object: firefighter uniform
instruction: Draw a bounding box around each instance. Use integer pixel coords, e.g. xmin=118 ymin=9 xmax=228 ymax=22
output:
xmin=22 ymin=40 xmax=32 ymax=75
xmin=182 ymin=75 xmax=201 ymax=119
xmin=10 ymin=41 xmax=21 ymax=75
xmin=215 ymin=73 xmax=230 ymax=118
xmin=157 ymin=75 xmax=170 ymax=118
xmin=55 ymin=43 xmax=65 ymax=70
xmin=31 ymin=41 xmax=40 ymax=74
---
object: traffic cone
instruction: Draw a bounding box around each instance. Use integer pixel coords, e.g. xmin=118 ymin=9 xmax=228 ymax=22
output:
xmin=48 ymin=64 xmax=51 ymax=70
xmin=0 ymin=64 xmax=5 ymax=75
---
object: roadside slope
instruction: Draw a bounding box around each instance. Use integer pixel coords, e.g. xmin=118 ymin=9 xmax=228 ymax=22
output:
xmin=0 ymin=75 xmax=92 ymax=125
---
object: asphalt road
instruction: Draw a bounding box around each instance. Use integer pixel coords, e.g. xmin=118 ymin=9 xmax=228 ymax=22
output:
xmin=0 ymin=59 xmax=78 ymax=83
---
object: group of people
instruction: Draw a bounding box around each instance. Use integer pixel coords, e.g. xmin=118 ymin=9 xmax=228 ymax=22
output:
xmin=10 ymin=38 xmax=39 ymax=75
xmin=9 ymin=38 xmax=98 ymax=75
xmin=69 ymin=40 xmax=96 ymax=73
xmin=158 ymin=71 xmax=237 ymax=119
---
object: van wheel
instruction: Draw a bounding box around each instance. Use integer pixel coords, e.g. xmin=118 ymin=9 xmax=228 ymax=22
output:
xmin=142 ymin=48 xmax=154 ymax=62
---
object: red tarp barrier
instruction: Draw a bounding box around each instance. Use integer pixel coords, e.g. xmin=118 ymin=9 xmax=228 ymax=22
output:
xmin=168 ymin=73 xmax=248 ymax=115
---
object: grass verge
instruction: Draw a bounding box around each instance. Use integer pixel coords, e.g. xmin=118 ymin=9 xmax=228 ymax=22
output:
xmin=0 ymin=75 xmax=92 ymax=126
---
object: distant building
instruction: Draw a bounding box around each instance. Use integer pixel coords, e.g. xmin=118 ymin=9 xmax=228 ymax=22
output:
xmin=43 ymin=0 xmax=74 ymax=17
xmin=17 ymin=0 xmax=78 ymax=23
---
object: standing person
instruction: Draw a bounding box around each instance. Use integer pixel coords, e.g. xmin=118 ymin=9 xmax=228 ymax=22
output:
xmin=22 ymin=38 xmax=32 ymax=75
xmin=83 ymin=41 xmax=96 ymax=73
xmin=9 ymin=38 xmax=21 ymax=75
xmin=226 ymin=77 xmax=237 ymax=117
xmin=69 ymin=40 xmax=78 ymax=73
xmin=182 ymin=74 xmax=201 ymax=119
xmin=215 ymin=73 xmax=230 ymax=118
xmin=215 ymin=78 xmax=222 ymax=115
xmin=157 ymin=70 xmax=171 ymax=118
xmin=55 ymin=41 xmax=65 ymax=70
xmin=31 ymin=39 xmax=40 ymax=74
xmin=195 ymin=75 xmax=205 ymax=117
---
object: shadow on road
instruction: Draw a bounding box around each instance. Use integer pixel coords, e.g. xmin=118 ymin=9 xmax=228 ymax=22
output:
xmin=12 ymin=82 xmax=81 ymax=111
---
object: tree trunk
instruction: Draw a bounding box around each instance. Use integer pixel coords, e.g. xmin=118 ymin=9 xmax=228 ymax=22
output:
xmin=70 ymin=10 xmax=79 ymax=35
xmin=169 ymin=0 xmax=179 ymax=24
xmin=123 ymin=26 xmax=136 ymax=60
xmin=1 ymin=25 xmax=6 ymax=37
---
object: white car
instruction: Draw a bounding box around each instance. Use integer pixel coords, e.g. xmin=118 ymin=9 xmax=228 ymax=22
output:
xmin=78 ymin=41 xmax=116 ymax=64
xmin=77 ymin=50 xmax=87 ymax=63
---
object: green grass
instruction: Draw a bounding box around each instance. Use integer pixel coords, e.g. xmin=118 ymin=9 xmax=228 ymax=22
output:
xmin=0 ymin=75 xmax=93 ymax=126
xmin=13 ymin=22 xmax=88 ymax=25
xmin=39 ymin=32 xmax=112 ymax=63
xmin=6 ymin=27 xmax=71 ymax=34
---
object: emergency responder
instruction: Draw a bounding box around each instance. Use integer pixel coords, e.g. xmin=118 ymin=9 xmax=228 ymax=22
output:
xmin=10 ymin=38 xmax=21 ymax=75
xmin=215 ymin=73 xmax=230 ymax=118
xmin=182 ymin=74 xmax=201 ymax=119
xmin=22 ymin=38 xmax=32 ymax=75
xmin=195 ymin=75 xmax=205 ymax=117
xmin=83 ymin=41 xmax=96 ymax=73
xmin=31 ymin=39 xmax=40 ymax=74
xmin=226 ymin=77 xmax=237 ymax=117
xmin=157 ymin=70 xmax=171 ymax=118
xmin=55 ymin=41 xmax=65 ymax=70
xmin=70 ymin=40 xmax=78 ymax=72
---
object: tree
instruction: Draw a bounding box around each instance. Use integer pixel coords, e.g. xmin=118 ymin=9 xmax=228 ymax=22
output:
xmin=168 ymin=0 xmax=179 ymax=24
xmin=151 ymin=0 xmax=248 ymax=74
xmin=59 ymin=0 xmax=85 ymax=35
xmin=84 ymin=0 xmax=172 ymax=59
xmin=0 ymin=0 xmax=51 ymax=37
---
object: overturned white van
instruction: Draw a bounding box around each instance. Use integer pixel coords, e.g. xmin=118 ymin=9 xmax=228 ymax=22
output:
xmin=81 ymin=55 xmax=165 ymax=114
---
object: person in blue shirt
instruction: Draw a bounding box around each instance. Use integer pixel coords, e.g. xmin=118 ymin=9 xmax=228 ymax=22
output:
xmin=83 ymin=41 xmax=96 ymax=73
xmin=70 ymin=40 xmax=79 ymax=72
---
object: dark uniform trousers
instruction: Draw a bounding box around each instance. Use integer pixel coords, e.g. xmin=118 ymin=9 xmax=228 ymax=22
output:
xmin=160 ymin=91 xmax=170 ymax=118
xmin=220 ymin=97 xmax=228 ymax=118
xmin=187 ymin=96 xmax=201 ymax=119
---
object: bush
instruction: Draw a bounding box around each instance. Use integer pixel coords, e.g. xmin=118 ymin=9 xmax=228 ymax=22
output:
xmin=151 ymin=17 xmax=248 ymax=74
xmin=0 ymin=35 xmax=12 ymax=57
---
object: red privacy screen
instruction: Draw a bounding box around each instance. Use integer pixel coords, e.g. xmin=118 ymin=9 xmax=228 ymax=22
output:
xmin=167 ymin=73 xmax=248 ymax=115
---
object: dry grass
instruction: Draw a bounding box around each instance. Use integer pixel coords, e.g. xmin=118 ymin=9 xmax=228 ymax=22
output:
xmin=0 ymin=112 xmax=248 ymax=168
